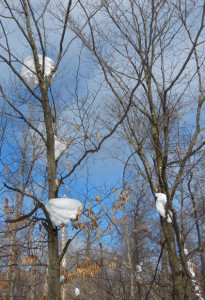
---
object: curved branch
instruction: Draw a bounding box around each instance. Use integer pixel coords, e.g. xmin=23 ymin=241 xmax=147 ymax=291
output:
xmin=0 ymin=85 xmax=46 ymax=144
xmin=6 ymin=204 xmax=40 ymax=223
xmin=3 ymin=183 xmax=52 ymax=227
xmin=59 ymin=230 xmax=81 ymax=263
xmin=61 ymin=80 xmax=140 ymax=182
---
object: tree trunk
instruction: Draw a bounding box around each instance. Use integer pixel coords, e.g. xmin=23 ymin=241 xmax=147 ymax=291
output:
xmin=61 ymin=226 xmax=67 ymax=300
xmin=161 ymin=220 xmax=191 ymax=300
xmin=124 ymin=215 xmax=136 ymax=300
xmin=48 ymin=228 xmax=61 ymax=300
xmin=42 ymin=87 xmax=60 ymax=299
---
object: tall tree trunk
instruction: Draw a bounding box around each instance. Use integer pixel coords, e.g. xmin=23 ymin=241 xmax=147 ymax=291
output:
xmin=48 ymin=228 xmax=61 ymax=300
xmin=7 ymin=235 xmax=16 ymax=300
xmin=124 ymin=215 xmax=136 ymax=300
xmin=161 ymin=220 xmax=191 ymax=300
xmin=161 ymin=231 xmax=169 ymax=299
xmin=42 ymin=88 xmax=61 ymax=299
xmin=188 ymin=179 xmax=205 ymax=295
xmin=61 ymin=226 xmax=67 ymax=300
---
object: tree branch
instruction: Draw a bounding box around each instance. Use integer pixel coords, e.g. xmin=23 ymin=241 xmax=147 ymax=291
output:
xmin=59 ymin=230 xmax=80 ymax=263
xmin=3 ymin=183 xmax=52 ymax=227
xmin=6 ymin=204 xmax=40 ymax=223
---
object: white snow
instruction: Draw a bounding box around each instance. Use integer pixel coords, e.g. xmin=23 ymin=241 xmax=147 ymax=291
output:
xmin=30 ymin=131 xmax=67 ymax=161
xmin=167 ymin=211 xmax=173 ymax=223
xmin=54 ymin=136 xmax=68 ymax=160
xmin=21 ymin=54 xmax=54 ymax=89
xmin=45 ymin=198 xmax=83 ymax=227
xmin=136 ymin=264 xmax=142 ymax=280
xmin=188 ymin=261 xmax=196 ymax=277
xmin=155 ymin=193 xmax=172 ymax=223
xmin=155 ymin=193 xmax=167 ymax=218
xmin=184 ymin=248 xmax=204 ymax=300
xmin=75 ymin=288 xmax=80 ymax=296
xmin=136 ymin=264 xmax=142 ymax=273
xmin=184 ymin=248 xmax=188 ymax=255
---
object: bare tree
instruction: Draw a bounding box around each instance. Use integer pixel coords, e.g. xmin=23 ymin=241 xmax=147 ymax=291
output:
xmin=0 ymin=1 xmax=139 ymax=299
xmin=70 ymin=0 xmax=205 ymax=299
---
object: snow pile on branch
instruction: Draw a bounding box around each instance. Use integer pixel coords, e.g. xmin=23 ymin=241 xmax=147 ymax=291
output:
xmin=136 ymin=264 xmax=142 ymax=273
xmin=136 ymin=264 xmax=142 ymax=280
xmin=45 ymin=198 xmax=83 ymax=227
xmin=155 ymin=193 xmax=172 ymax=223
xmin=21 ymin=54 xmax=54 ymax=89
xmin=184 ymin=248 xmax=204 ymax=300
xmin=30 ymin=131 xmax=68 ymax=161
xmin=54 ymin=136 xmax=68 ymax=160
xmin=75 ymin=288 xmax=80 ymax=296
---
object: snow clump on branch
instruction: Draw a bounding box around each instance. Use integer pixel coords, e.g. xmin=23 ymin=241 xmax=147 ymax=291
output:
xmin=54 ymin=136 xmax=68 ymax=160
xmin=30 ymin=130 xmax=68 ymax=161
xmin=136 ymin=264 xmax=142 ymax=280
xmin=75 ymin=288 xmax=80 ymax=296
xmin=155 ymin=193 xmax=172 ymax=223
xmin=21 ymin=54 xmax=55 ymax=89
xmin=45 ymin=198 xmax=83 ymax=227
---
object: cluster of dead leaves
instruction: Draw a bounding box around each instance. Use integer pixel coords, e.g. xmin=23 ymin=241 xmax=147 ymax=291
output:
xmin=21 ymin=254 xmax=38 ymax=266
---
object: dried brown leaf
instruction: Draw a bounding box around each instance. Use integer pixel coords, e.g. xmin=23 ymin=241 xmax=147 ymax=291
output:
xmin=5 ymin=166 xmax=9 ymax=175
xmin=66 ymin=161 xmax=70 ymax=170
xmin=95 ymin=195 xmax=100 ymax=202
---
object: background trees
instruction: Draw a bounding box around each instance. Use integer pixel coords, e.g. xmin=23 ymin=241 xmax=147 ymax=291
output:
xmin=0 ymin=0 xmax=205 ymax=299
xmin=70 ymin=0 xmax=205 ymax=299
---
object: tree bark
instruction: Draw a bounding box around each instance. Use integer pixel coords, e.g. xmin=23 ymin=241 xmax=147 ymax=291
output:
xmin=61 ymin=226 xmax=67 ymax=300
xmin=41 ymin=84 xmax=61 ymax=299
xmin=161 ymin=220 xmax=191 ymax=300
xmin=48 ymin=228 xmax=61 ymax=300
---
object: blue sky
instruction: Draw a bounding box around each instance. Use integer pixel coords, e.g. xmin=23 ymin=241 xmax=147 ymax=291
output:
xmin=1 ymin=0 xmax=205 ymax=236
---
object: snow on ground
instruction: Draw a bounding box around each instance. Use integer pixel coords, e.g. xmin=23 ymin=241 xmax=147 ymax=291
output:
xmin=21 ymin=54 xmax=54 ymax=88
xmin=45 ymin=198 xmax=83 ymax=227
xmin=155 ymin=193 xmax=172 ymax=223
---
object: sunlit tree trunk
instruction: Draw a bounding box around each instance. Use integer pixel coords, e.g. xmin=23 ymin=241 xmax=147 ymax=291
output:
xmin=61 ymin=226 xmax=67 ymax=300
